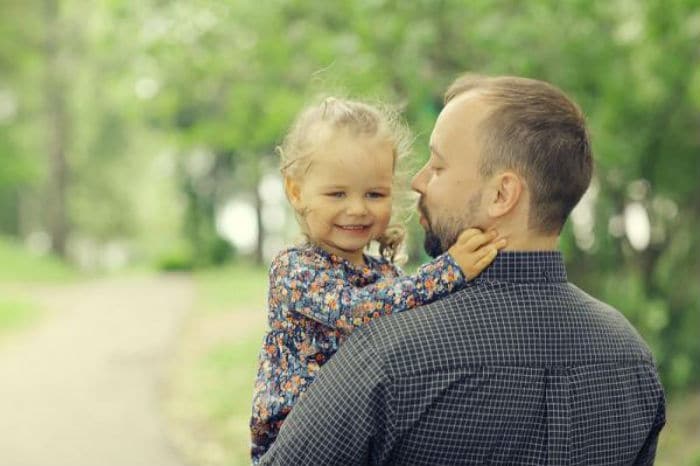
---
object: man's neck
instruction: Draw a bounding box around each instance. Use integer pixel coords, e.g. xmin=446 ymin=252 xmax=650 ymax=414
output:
xmin=496 ymin=226 xmax=559 ymax=252
xmin=502 ymin=237 xmax=558 ymax=251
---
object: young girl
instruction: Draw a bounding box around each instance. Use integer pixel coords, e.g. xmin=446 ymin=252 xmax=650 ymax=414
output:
xmin=250 ymin=97 xmax=504 ymax=463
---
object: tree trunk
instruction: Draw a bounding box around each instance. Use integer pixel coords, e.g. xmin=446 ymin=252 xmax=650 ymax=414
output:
xmin=252 ymin=158 xmax=265 ymax=266
xmin=44 ymin=0 xmax=69 ymax=257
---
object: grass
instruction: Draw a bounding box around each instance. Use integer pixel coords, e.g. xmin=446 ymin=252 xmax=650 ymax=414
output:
xmin=193 ymin=262 xmax=269 ymax=313
xmin=197 ymin=335 xmax=262 ymax=465
xmin=167 ymin=262 xmax=268 ymax=466
xmin=657 ymin=392 xmax=700 ymax=466
xmin=171 ymin=260 xmax=700 ymax=466
xmin=0 ymin=236 xmax=78 ymax=283
xmin=0 ymin=297 xmax=42 ymax=340
xmin=0 ymin=236 xmax=79 ymax=342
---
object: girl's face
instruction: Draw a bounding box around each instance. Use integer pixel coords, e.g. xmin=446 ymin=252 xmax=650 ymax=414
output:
xmin=287 ymin=130 xmax=394 ymax=266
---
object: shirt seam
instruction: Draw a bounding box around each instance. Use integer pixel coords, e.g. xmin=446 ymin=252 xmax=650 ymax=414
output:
xmin=389 ymin=359 xmax=658 ymax=379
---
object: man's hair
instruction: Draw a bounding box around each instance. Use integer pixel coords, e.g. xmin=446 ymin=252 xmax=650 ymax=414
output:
xmin=445 ymin=73 xmax=593 ymax=234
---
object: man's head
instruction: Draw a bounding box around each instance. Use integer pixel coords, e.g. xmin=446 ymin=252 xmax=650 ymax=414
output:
xmin=412 ymin=74 xmax=593 ymax=256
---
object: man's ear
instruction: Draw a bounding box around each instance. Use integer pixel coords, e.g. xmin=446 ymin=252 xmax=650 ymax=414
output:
xmin=284 ymin=176 xmax=302 ymax=210
xmin=487 ymin=171 xmax=523 ymax=218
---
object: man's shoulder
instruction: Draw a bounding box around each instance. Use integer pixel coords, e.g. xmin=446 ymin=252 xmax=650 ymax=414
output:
xmin=360 ymin=281 xmax=504 ymax=339
xmin=355 ymin=280 xmax=656 ymax=375
xmin=354 ymin=288 xmax=483 ymax=376
xmin=566 ymin=283 xmax=655 ymax=361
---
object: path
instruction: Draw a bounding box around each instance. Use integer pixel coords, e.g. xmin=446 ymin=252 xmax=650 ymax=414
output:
xmin=0 ymin=275 xmax=194 ymax=466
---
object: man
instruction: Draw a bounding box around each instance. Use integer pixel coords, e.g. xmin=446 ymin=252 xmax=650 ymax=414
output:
xmin=259 ymin=74 xmax=665 ymax=465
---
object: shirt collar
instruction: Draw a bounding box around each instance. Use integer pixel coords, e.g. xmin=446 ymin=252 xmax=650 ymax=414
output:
xmin=474 ymin=251 xmax=568 ymax=283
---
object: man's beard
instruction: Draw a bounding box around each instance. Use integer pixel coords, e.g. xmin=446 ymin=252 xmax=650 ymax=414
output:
xmin=418 ymin=191 xmax=483 ymax=258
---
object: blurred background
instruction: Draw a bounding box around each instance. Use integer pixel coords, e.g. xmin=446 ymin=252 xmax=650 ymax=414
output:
xmin=1 ymin=0 xmax=698 ymax=465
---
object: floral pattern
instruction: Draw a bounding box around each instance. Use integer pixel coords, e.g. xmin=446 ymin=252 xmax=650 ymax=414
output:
xmin=250 ymin=243 xmax=465 ymax=463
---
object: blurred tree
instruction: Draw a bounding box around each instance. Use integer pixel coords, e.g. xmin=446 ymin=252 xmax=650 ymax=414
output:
xmin=0 ymin=1 xmax=43 ymax=238
xmin=1 ymin=0 xmax=698 ymax=395
xmin=42 ymin=0 xmax=71 ymax=256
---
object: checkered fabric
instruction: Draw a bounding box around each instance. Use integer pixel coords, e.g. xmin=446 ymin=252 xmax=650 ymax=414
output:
xmin=259 ymin=251 xmax=666 ymax=466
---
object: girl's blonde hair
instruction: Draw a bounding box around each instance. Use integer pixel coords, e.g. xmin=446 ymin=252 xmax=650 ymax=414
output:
xmin=278 ymin=96 xmax=413 ymax=262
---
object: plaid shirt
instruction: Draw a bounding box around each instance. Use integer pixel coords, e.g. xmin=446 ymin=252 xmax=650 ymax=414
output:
xmin=259 ymin=251 xmax=665 ymax=466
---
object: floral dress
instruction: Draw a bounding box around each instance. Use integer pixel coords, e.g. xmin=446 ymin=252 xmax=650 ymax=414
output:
xmin=250 ymin=243 xmax=466 ymax=463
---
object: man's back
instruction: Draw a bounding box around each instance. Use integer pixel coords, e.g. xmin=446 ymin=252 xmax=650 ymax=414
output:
xmin=261 ymin=252 xmax=665 ymax=465
xmin=374 ymin=252 xmax=664 ymax=465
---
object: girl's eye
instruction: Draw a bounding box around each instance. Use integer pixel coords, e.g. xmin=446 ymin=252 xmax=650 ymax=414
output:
xmin=326 ymin=192 xmax=345 ymax=198
xmin=366 ymin=192 xmax=386 ymax=199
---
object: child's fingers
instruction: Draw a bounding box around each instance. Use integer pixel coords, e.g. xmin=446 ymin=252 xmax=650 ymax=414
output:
xmin=455 ymin=228 xmax=483 ymax=245
xmin=473 ymin=246 xmax=498 ymax=270
xmin=491 ymin=238 xmax=508 ymax=250
xmin=461 ymin=229 xmax=498 ymax=251
xmin=474 ymin=243 xmax=498 ymax=260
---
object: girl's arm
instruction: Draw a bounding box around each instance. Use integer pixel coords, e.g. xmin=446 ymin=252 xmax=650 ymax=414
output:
xmin=271 ymin=230 xmax=503 ymax=335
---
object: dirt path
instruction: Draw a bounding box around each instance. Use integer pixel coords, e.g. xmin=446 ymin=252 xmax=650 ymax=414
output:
xmin=0 ymin=275 xmax=194 ymax=466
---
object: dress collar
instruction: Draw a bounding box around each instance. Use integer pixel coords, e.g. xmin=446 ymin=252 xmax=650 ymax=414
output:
xmin=305 ymin=243 xmax=386 ymax=281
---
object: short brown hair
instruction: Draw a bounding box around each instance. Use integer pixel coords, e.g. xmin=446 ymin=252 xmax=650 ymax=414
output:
xmin=445 ymin=74 xmax=593 ymax=233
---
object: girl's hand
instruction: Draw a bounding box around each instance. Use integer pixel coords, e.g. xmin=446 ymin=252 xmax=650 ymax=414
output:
xmin=448 ymin=229 xmax=507 ymax=280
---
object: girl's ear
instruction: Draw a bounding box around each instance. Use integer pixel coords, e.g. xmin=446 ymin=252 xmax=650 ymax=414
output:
xmin=284 ymin=176 xmax=302 ymax=210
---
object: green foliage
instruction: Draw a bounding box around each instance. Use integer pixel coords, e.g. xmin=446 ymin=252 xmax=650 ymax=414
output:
xmin=156 ymin=247 xmax=196 ymax=272
xmin=0 ymin=236 xmax=77 ymax=282
xmin=193 ymin=262 xmax=268 ymax=313
xmin=1 ymin=0 xmax=698 ymax=398
xmin=0 ymin=297 xmax=41 ymax=337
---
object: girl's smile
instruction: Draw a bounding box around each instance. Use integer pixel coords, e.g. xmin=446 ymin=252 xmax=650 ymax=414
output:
xmin=335 ymin=224 xmax=372 ymax=232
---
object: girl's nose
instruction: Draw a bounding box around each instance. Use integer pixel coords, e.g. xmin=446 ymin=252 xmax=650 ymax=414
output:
xmin=346 ymin=198 xmax=368 ymax=216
